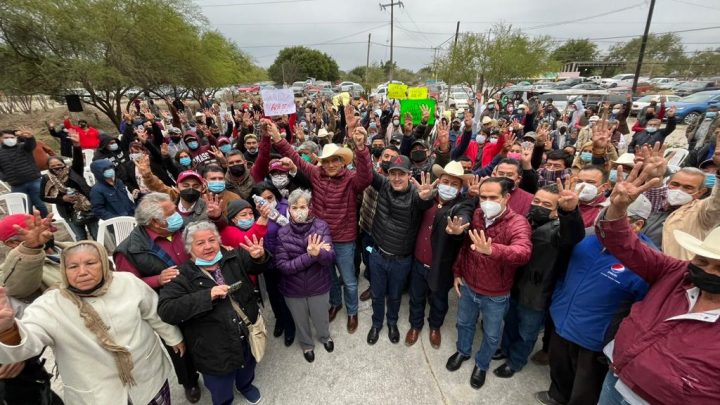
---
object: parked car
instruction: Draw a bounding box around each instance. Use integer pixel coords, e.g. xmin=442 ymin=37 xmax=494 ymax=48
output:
xmin=290 ymin=81 xmax=306 ymax=96
xmin=237 ymin=84 xmax=260 ymax=93
xmin=586 ymin=76 xmax=602 ymax=83
xmin=674 ymin=81 xmax=720 ymax=97
xmin=667 ymin=90 xmax=720 ymax=124
xmin=571 ymin=83 xmax=605 ymax=90
xmin=348 ymin=84 xmax=365 ymax=97
xmin=334 ymin=81 xmax=358 ymax=92
xmin=600 ymin=74 xmax=635 ymax=88
xmin=630 ymin=94 xmax=682 ymax=115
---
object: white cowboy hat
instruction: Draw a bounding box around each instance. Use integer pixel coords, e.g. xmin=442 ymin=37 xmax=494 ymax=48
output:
xmin=674 ymin=227 xmax=720 ymax=260
xmin=612 ymin=153 xmax=636 ymax=167
xmin=432 ymin=161 xmax=468 ymax=181
xmin=317 ymin=143 xmax=353 ymax=165
xmin=317 ymin=128 xmax=331 ymax=138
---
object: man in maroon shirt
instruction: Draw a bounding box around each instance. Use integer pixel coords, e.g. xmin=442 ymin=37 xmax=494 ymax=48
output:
xmin=492 ymin=158 xmax=534 ymax=217
xmin=406 ymin=161 xmax=473 ymax=349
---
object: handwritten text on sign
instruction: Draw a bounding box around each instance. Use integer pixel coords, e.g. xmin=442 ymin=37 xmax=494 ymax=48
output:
xmin=260 ymin=88 xmax=296 ymax=116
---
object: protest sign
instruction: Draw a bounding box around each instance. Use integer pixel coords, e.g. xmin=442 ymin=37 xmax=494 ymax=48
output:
xmin=332 ymin=92 xmax=350 ymax=107
xmin=407 ymin=87 xmax=428 ymax=100
xmin=387 ymin=83 xmax=408 ymax=100
xmin=400 ymin=99 xmax=436 ymax=125
xmin=260 ymin=88 xmax=296 ymax=116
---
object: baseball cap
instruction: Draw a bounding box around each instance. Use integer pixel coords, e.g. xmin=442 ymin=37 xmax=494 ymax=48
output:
xmin=589 ymin=115 xmax=600 ymax=122
xmin=523 ymin=131 xmax=537 ymax=141
xmin=699 ymin=158 xmax=716 ymax=169
xmin=411 ymin=139 xmax=429 ymax=150
xmin=177 ymin=170 xmax=203 ymax=184
xmin=627 ymin=194 xmax=652 ymax=220
xmin=168 ymin=127 xmax=181 ymax=135
xmin=387 ymin=155 xmax=411 ymax=173
xmin=0 ymin=214 xmax=32 ymax=242
xmin=269 ymin=160 xmax=289 ymax=173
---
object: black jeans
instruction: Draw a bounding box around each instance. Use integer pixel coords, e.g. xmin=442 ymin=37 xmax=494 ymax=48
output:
xmin=548 ymin=331 xmax=608 ymax=405
xmin=264 ymin=265 xmax=296 ymax=338
xmin=408 ymin=260 xmax=450 ymax=330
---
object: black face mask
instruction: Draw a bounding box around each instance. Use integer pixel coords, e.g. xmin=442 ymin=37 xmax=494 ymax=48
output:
xmin=179 ymin=188 xmax=201 ymax=204
xmin=380 ymin=161 xmax=391 ymax=173
xmin=229 ymin=165 xmax=246 ymax=177
xmin=410 ymin=150 xmax=427 ymax=163
xmin=170 ymin=136 xmax=181 ymax=143
xmin=688 ymin=263 xmax=720 ymax=294
xmin=527 ymin=205 xmax=553 ymax=227
xmin=371 ymin=147 xmax=383 ymax=159
xmin=452 ymin=124 xmax=460 ymax=131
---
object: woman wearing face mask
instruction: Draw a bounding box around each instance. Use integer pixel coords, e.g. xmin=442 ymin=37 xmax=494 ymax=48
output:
xmin=40 ymin=152 xmax=99 ymax=240
xmin=250 ymin=183 xmax=296 ymax=346
xmin=219 ymin=199 xmax=270 ymax=252
xmin=275 ymin=189 xmax=335 ymax=363
xmin=158 ymin=221 xmax=268 ymax=405
xmin=571 ymin=142 xmax=595 ymax=173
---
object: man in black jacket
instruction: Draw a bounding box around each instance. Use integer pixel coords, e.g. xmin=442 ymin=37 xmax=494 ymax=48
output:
xmin=0 ymin=129 xmax=48 ymax=217
xmin=406 ymin=161 xmax=474 ymax=349
xmin=493 ymin=180 xmax=585 ymax=379
xmin=366 ymin=156 xmax=434 ymax=345
xmin=628 ymin=106 xmax=677 ymax=153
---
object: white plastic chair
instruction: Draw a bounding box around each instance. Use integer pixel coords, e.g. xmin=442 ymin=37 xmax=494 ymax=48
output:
xmin=46 ymin=203 xmax=77 ymax=242
xmin=96 ymin=216 xmax=137 ymax=248
xmin=665 ymin=147 xmax=690 ymax=168
xmin=84 ymin=169 xmax=96 ymax=186
xmin=82 ymin=149 xmax=95 ymax=169
xmin=0 ymin=180 xmax=11 ymax=193
xmin=0 ymin=193 xmax=28 ymax=215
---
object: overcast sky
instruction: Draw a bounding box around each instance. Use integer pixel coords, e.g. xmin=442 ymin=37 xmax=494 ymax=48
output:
xmin=199 ymin=0 xmax=720 ymax=73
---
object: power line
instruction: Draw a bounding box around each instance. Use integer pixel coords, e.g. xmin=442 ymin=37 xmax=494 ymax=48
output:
xmin=671 ymin=0 xmax=720 ymax=11
xmin=201 ymin=0 xmax=316 ymax=7
xmin=524 ymin=2 xmax=646 ymax=31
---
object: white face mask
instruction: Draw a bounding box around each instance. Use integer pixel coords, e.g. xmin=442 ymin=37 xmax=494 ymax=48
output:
xmin=393 ymin=119 xmax=400 ymax=127
xmin=476 ymin=135 xmax=486 ymax=144
xmin=2 ymin=138 xmax=17 ymax=147
xmin=271 ymin=174 xmax=290 ymax=189
xmin=611 ymin=109 xmax=620 ymax=115
xmin=480 ymin=200 xmax=502 ymax=219
xmin=667 ymin=189 xmax=693 ymax=206
xmin=437 ymin=184 xmax=459 ymax=201
xmin=575 ymin=182 xmax=599 ymax=202
xmin=292 ymin=208 xmax=309 ymax=223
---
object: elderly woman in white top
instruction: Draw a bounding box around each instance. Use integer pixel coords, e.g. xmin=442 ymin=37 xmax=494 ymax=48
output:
xmin=0 ymin=240 xmax=184 ymax=405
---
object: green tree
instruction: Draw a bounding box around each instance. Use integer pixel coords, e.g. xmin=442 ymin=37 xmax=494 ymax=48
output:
xmin=437 ymin=24 xmax=559 ymax=95
xmin=268 ymin=47 xmax=340 ymax=84
xmin=606 ymin=33 xmax=688 ymax=76
xmin=551 ymin=39 xmax=598 ymax=76
xmin=687 ymin=49 xmax=720 ymax=77
xmin=0 ymin=0 xmax=261 ymax=127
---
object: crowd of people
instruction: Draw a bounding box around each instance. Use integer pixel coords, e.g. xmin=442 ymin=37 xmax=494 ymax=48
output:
xmin=0 ymin=90 xmax=717 ymax=404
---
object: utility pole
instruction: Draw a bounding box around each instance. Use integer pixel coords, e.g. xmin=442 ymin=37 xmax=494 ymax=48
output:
xmin=632 ymin=0 xmax=655 ymax=96
xmin=365 ymin=33 xmax=371 ymax=90
xmin=446 ymin=21 xmax=460 ymax=106
xmin=379 ymin=1 xmax=404 ymax=81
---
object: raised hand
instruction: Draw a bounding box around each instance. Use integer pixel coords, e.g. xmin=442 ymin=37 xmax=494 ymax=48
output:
xmin=306 ymin=233 xmax=323 ymax=257
xmin=16 ymin=127 xmax=33 ymax=138
xmin=592 ymin=120 xmax=611 ymax=150
xmin=67 ymin=129 xmax=81 ymax=146
xmin=469 ymin=229 xmax=492 ymax=255
xmin=263 ymin=119 xmax=282 ymax=143
xmin=203 ymin=192 xmax=223 ymax=219
xmin=637 ymin=142 xmax=667 ymax=180
xmin=520 ymin=142 xmax=533 ymax=169
xmin=446 ymin=216 xmax=470 ymax=235
xmin=279 ymin=157 xmax=297 ymax=173
xmin=239 ymin=234 xmax=265 ymax=259
xmin=606 ymin=163 xmax=661 ymax=220
xmin=403 ymin=112 xmax=414 ymax=135
xmin=13 ymin=210 xmax=54 ymax=249
xmin=352 ymin=126 xmax=367 ymax=151
xmin=466 ymin=175 xmax=485 ymax=198
xmin=502 ymin=133 xmax=517 ymax=152
xmin=463 ymin=110 xmax=474 ymax=130
xmin=410 ymin=172 xmax=438 ymax=200
xmin=421 ymin=105 xmax=430 ymax=122
xmin=345 ymin=104 xmax=358 ymax=130
xmin=556 ymin=177 xmax=580 ymax=212
xmin=134 ymin=154 xmax=151 ymax=176
xmin=436 ymin=120 xmax=450 ymax=149
xmin=667 ymin=106 xmax=677 ymax=117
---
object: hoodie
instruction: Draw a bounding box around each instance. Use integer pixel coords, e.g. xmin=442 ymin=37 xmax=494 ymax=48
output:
xmin=93 ymin=134 xmax=130 ymax=178
xmin=89 ymin=159 xmax=135 ymax=220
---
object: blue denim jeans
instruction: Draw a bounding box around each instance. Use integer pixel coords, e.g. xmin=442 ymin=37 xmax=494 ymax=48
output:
xmin=68 ymin=220 xmax=99 ymax=241
xmin=456 ymin=283 xmax=510 ymax=371
xmin=11 ymin=178 xmax=48 ymax=218
xmin=500 ymin=298 xmax=546 ymax=371
xmin=329 ymin=242 xmax=358 ymax=316
xmin=598 ymin=371 xmax=632 ymax=405
xmin=368 ymin=251 xmax=412 ymax=329
xmin=408 ymin=260 xmax=450 ymax=330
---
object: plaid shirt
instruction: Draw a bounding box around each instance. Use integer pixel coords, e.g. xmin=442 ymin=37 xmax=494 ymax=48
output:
xmin=536 ymin=168 xmax=572 ymax=188
xmin=644 ymin=185 xmax=667 ymax=213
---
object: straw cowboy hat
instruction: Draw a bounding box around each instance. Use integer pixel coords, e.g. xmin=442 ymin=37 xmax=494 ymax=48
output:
xmin=432 ymin=161 xmax=468 ymax=181
xmin=674 ymin=227 xmax=720 ymax=260
xmin=317 ymin=143 xmax=353 ymax=165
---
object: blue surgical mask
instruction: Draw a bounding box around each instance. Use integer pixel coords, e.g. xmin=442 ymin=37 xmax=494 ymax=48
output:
xmin=437 ymin=184 xmax=458 ymax=201
xmin=219 ymin=144 xmax=232 ymax=154
xmin=706 ymin=173 xmax=717 ymax=189
xmin=645 ymin=126 xmax=658 ymax=133
xmin=580 ymin=152 xmax=592 ymax=162
xmin=3 ymin=138 xmax=17 ymax=147
xmin=236 ymin=218 xmax=255 ymax=230
xmin=109 ymin=143 xmax=119 ymax=151
xmin=179 ymin=156 xmax=192 ymax=167
xmin=195 ymin=251 xmax=222 ymax=267
xmin=476 ymin=135 xmax=486 ymax=144
xmin=706 ymin=111 xmax=718 ymax=119
xmin=187 ymin=141 xmax=199 ymax=150
xmin=207 ymin=180 xmax=225 ymax=193
xmin=165 ymin=212 xmax=184 ymax=232
xmin=103 ymin=168 xmax=115 ymax=179
xmin=609 ymin=169 xmax=618 ymax=183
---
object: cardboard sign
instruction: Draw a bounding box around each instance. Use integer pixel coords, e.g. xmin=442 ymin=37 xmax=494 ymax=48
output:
xmin=387 ymin=83 xmax=408 ymax=100
xmin=260 ymin=88 xmax=296 ymax=116
xmin=332 ymin=92 xmax=350 ymax=107
xmin=407 ymin=87 xmax=428 ymax=100
xmin=400 ymin=99 xmax=436 ymax=125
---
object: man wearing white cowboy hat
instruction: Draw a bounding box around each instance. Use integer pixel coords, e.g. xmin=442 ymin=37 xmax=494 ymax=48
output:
xmin=269 ymin=119 xmax=372 ymax=334
xmin=405 ymin=161 xmax=474 ymax=349
xmin=593 ymin=162 xmax=720 ymax=405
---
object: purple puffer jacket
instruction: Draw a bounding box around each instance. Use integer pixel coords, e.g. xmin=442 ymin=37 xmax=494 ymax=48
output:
xmin=275 ymin=217 xmax=334 ymax=298
xmin=263 ymin=199 xmax=289 ymax=256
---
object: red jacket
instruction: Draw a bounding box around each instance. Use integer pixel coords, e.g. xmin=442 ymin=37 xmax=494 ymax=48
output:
xmin=63 ymin=119 xmax=100 ymax=149
xmin=479 ymin=134 xmax=506 ymax=168
xmin=453 ymin=206 xmax=532 ymax=296
xmin=274 ymin=139 xmax=373 ymax=243
xmin=597 ymin=215 xmax=720 ymax=404
xmin=508 ymin=187 xmax=533 ymax=218
xmin=579 ymin=194 xmax=607 ymax=227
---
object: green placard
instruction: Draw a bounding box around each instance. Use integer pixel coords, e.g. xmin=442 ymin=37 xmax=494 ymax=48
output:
xmin=400 ymin=99 xmax=436 ymax=125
